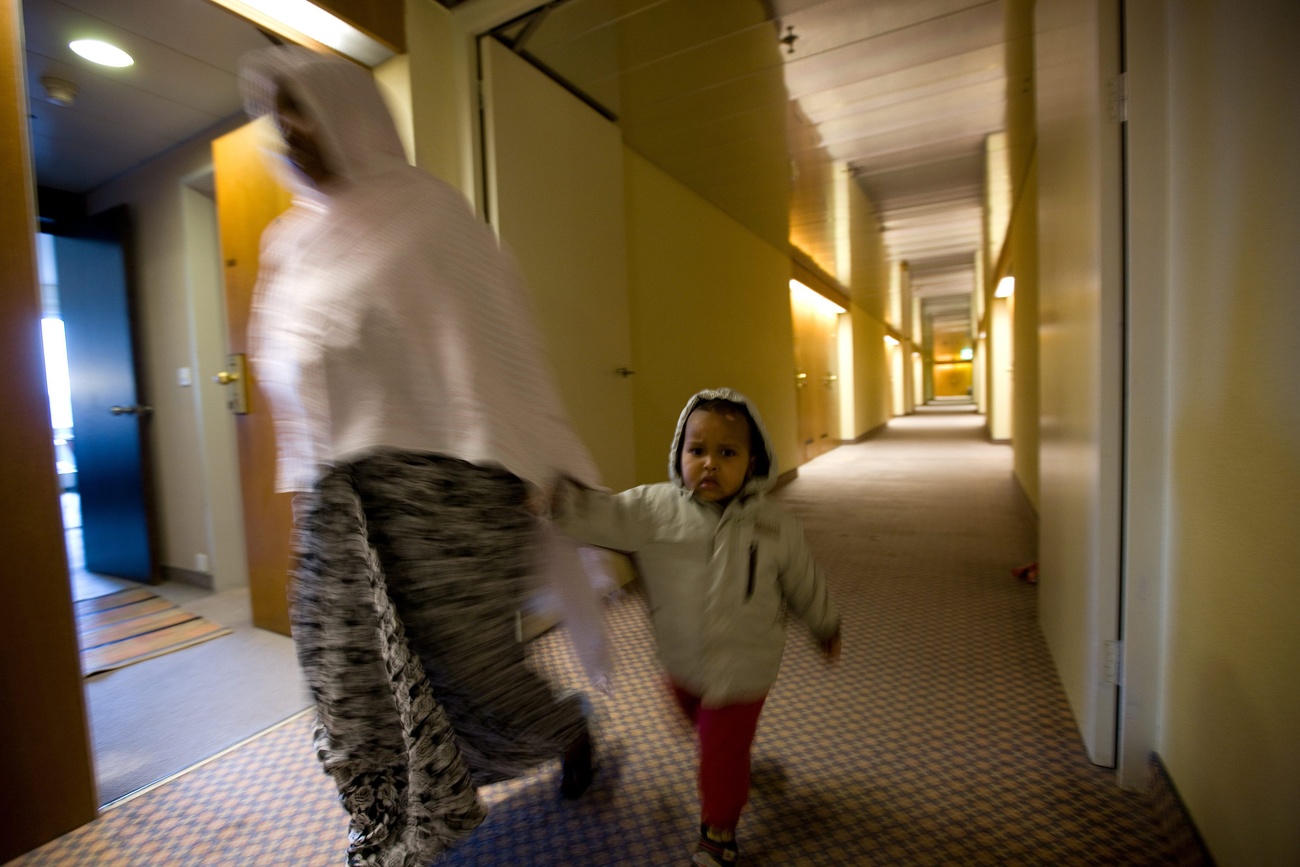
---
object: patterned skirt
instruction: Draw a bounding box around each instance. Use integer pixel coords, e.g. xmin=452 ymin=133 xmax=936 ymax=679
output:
xmin=292 ymin=450 xmax=587 ymax=867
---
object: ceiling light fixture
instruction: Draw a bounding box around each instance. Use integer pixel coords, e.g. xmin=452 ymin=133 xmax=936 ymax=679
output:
xmin=69 ymin=40 xmax=133 ymax=67
xmin=208 ymin=0 xmax=395 ymax=67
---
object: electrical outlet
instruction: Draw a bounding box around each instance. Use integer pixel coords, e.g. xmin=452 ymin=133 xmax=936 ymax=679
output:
xmin=195 ymin=552 xmax=209 ymax=573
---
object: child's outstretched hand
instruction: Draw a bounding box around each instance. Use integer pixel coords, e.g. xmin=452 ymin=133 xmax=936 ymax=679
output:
xmin=820 ymin=628 xmax=841 ymax=663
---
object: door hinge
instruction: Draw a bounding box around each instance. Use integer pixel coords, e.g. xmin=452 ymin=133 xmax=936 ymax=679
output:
xmin=1109 ymin=72 xmax=1128 ymax=124
xmin=1103 ymin=639 xmax=1124 ymax=686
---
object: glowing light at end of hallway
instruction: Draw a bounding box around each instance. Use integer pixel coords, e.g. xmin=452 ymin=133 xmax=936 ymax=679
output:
xmin=70 ymin=40 xmax=133 ymax=67
xmin=790 ymin=279 xmax=846 ymax=316
xmin=995 ymin=276 xmax=1015 ymax=298
xmin=960 ymin=348 xmax=973 ymax=360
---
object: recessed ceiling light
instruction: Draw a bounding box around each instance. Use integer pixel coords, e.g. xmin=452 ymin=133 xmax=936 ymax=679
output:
xmin=69 ymin=40 xmax=134 ymax=68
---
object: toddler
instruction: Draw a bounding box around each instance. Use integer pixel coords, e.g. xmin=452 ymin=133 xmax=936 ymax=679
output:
xmin=553 ymin=388 xmax=840 ymax=865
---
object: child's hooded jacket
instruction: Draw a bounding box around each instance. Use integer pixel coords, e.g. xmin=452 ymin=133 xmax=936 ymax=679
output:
xmin=555 ymin=388 xmax=839 ymax=705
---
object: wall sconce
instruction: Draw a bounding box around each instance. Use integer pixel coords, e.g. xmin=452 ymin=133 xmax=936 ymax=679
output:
xmin=995 ymin=276 xmax=1015 ymax=298
xmin=884 ymin=335 xmax=900 ymax=347
xmin=790 ymin=279 xmax=846 ymax=316
xmin=208 ymin=0 xmax=395 ymax=67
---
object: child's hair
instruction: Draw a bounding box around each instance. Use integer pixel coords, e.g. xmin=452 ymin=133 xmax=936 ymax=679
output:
xmin=690 ymin=398 xmax=771 ymax=478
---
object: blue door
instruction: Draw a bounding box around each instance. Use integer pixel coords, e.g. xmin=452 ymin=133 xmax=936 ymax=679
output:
xmin=54 ymin=210 xmax=156 ymax=582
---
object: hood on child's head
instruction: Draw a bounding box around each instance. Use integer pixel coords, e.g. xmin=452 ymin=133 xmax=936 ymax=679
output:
xmin=668 ymin=388 xmax=777 ymax=496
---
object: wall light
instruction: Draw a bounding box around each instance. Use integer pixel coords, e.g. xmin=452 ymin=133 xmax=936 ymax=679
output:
xmin=208 ymin=0 xmax=395 ymax=67
xmin=884 ymin=335 xmax=900 ymax=347
xmin=995 ymin=276 xmax=1015 ymax=298
xmin=70 ymin=40 xmax=133 ymax=67
xmin=790 ymin=279 xmax=846 ymax=316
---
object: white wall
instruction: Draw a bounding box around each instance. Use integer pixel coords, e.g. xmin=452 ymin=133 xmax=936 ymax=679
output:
xmin=1034 ymin=0 xmax=1124 ymax=766
xmin=89 ymin=120 xmax=247 ymax=589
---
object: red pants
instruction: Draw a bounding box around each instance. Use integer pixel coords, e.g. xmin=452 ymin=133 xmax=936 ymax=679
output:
xmin=671 ymin=682 xmax=767 ymax=830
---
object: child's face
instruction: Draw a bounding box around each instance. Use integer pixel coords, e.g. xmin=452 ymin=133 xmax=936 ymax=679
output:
xmin=680 ymin=408 xmax=757 ymax=504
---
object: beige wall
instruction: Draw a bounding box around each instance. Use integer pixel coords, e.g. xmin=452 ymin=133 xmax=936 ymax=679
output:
xmin=624 ymin=150 xmax=799 ymax=484
xmin=481 ymin=38 xmax=636 ymax=491
xmin=392 ymin=0 xmax=462 ymax=189
xmin=88 ymin=122 xmax=247 ymax=589
xmin=846 ymin=179 xmax=892 ymax=437
xmin=1140 ymin=3 xmax=1300 ymax=863
xmin=1003 ymin=0 xmax=1040 ymax=510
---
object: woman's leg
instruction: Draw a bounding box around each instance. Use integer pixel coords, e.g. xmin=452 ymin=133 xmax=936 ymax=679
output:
xmin=293 ymin=470 xmax=483 ymax=867
xmin=351 ymin=452 xmax=588 ymax=784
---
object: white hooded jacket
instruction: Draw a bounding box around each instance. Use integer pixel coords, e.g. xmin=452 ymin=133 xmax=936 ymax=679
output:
xmin=241 ymin=47 xmax=599 ymax=494
xmin=555 ymin=388 xmax=840 ymax=705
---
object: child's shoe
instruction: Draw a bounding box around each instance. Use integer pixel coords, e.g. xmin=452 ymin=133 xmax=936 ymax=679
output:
xmin=692 ymin=825 xmax=738 ymax=865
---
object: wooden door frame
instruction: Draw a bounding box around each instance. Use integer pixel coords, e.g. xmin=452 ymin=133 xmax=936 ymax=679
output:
xmin=0 ymin=4 xmax=98 ymax=859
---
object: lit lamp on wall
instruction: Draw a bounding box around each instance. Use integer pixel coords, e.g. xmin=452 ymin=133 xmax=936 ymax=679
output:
xmin=995 ymin=276 xmax=1015 ymax=298
xmin=790 ymin=279 xmax=846 ymax=316
xmin=206 ymin=0 xmax=396 ymax=66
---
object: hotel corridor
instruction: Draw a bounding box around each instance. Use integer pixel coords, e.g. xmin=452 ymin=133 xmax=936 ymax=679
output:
xmin=13 ymin=409 xmax=1176 ymax=865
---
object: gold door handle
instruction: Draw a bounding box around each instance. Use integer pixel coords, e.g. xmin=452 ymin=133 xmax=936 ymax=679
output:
xmin=214 ymin=353 xmax=250 ymax=414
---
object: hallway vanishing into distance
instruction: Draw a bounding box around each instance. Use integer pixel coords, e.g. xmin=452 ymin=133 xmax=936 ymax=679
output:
xmin=15 ymin=411 xmax=1174 ymax=865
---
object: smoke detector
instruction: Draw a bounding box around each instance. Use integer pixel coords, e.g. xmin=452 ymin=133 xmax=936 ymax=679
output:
xmin=41 ymin=76 xmax=77 ymax=106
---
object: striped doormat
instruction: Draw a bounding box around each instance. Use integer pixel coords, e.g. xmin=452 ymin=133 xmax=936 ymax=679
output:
xmin=76 ymin=587 xmax=232 ymax=677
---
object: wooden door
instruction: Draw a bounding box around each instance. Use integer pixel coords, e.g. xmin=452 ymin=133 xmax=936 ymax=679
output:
xmin=2 ymin=0 xmax=98 ymax=850
xmin=211 ymin=120 xmax=295 ymax=636
xmin=790 ymin=289 xmax=840 ymax=464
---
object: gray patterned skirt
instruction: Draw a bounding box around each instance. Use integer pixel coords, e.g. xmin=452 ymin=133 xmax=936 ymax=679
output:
xmin=292 ymin=450 xmax=587 ymax=867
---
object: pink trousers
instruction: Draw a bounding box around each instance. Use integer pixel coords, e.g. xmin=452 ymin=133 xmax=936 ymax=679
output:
xmin=670 ymin=682 xmax=767 ymax=830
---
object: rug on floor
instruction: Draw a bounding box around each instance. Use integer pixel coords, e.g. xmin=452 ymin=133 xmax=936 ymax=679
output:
xmin=76 ymin=587 xmax=232 ymax=677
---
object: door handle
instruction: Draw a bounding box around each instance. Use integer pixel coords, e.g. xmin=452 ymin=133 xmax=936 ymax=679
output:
xmin=110 ymin=404 xmax=153 ymax=417
xmin=214 ymin=353 xmax=250 ymax=415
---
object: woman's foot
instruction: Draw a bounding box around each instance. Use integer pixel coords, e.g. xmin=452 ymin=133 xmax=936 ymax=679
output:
xmin=560 ymin=727 xmax=594 ymax=799
xmin=692 ymin=825 xmax=738 ymax=865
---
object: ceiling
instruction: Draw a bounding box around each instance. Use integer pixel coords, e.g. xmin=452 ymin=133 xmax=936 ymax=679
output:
xmin=493 ymin=0 xmax=1005 ymax=317
xmin=24 ymin=0 xmax=1004 ymax=322
xmin=22 ymin=0 xmax=271 ymax=194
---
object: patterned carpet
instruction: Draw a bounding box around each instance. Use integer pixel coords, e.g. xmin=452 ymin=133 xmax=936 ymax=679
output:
xmin=11 ymin=409 xmax=1177 ymax=865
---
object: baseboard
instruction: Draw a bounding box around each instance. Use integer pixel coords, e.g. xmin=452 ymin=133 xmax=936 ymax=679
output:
xmin=161 ymin=565 xmax=214 ymax=591
xmin=1148 ymin=753 xmax=1216 ymax=866
xmin=841 ymin=421 xmax=887 ymax=444
xmin=771 ymin=467 xmax=799 ymax=491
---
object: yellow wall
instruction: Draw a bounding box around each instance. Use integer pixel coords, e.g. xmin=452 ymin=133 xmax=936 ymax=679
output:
xmin=1149 ymin=3 xmax=1300 ymax=863
xmin=623 ymin=149 xmax=798 ymax=483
